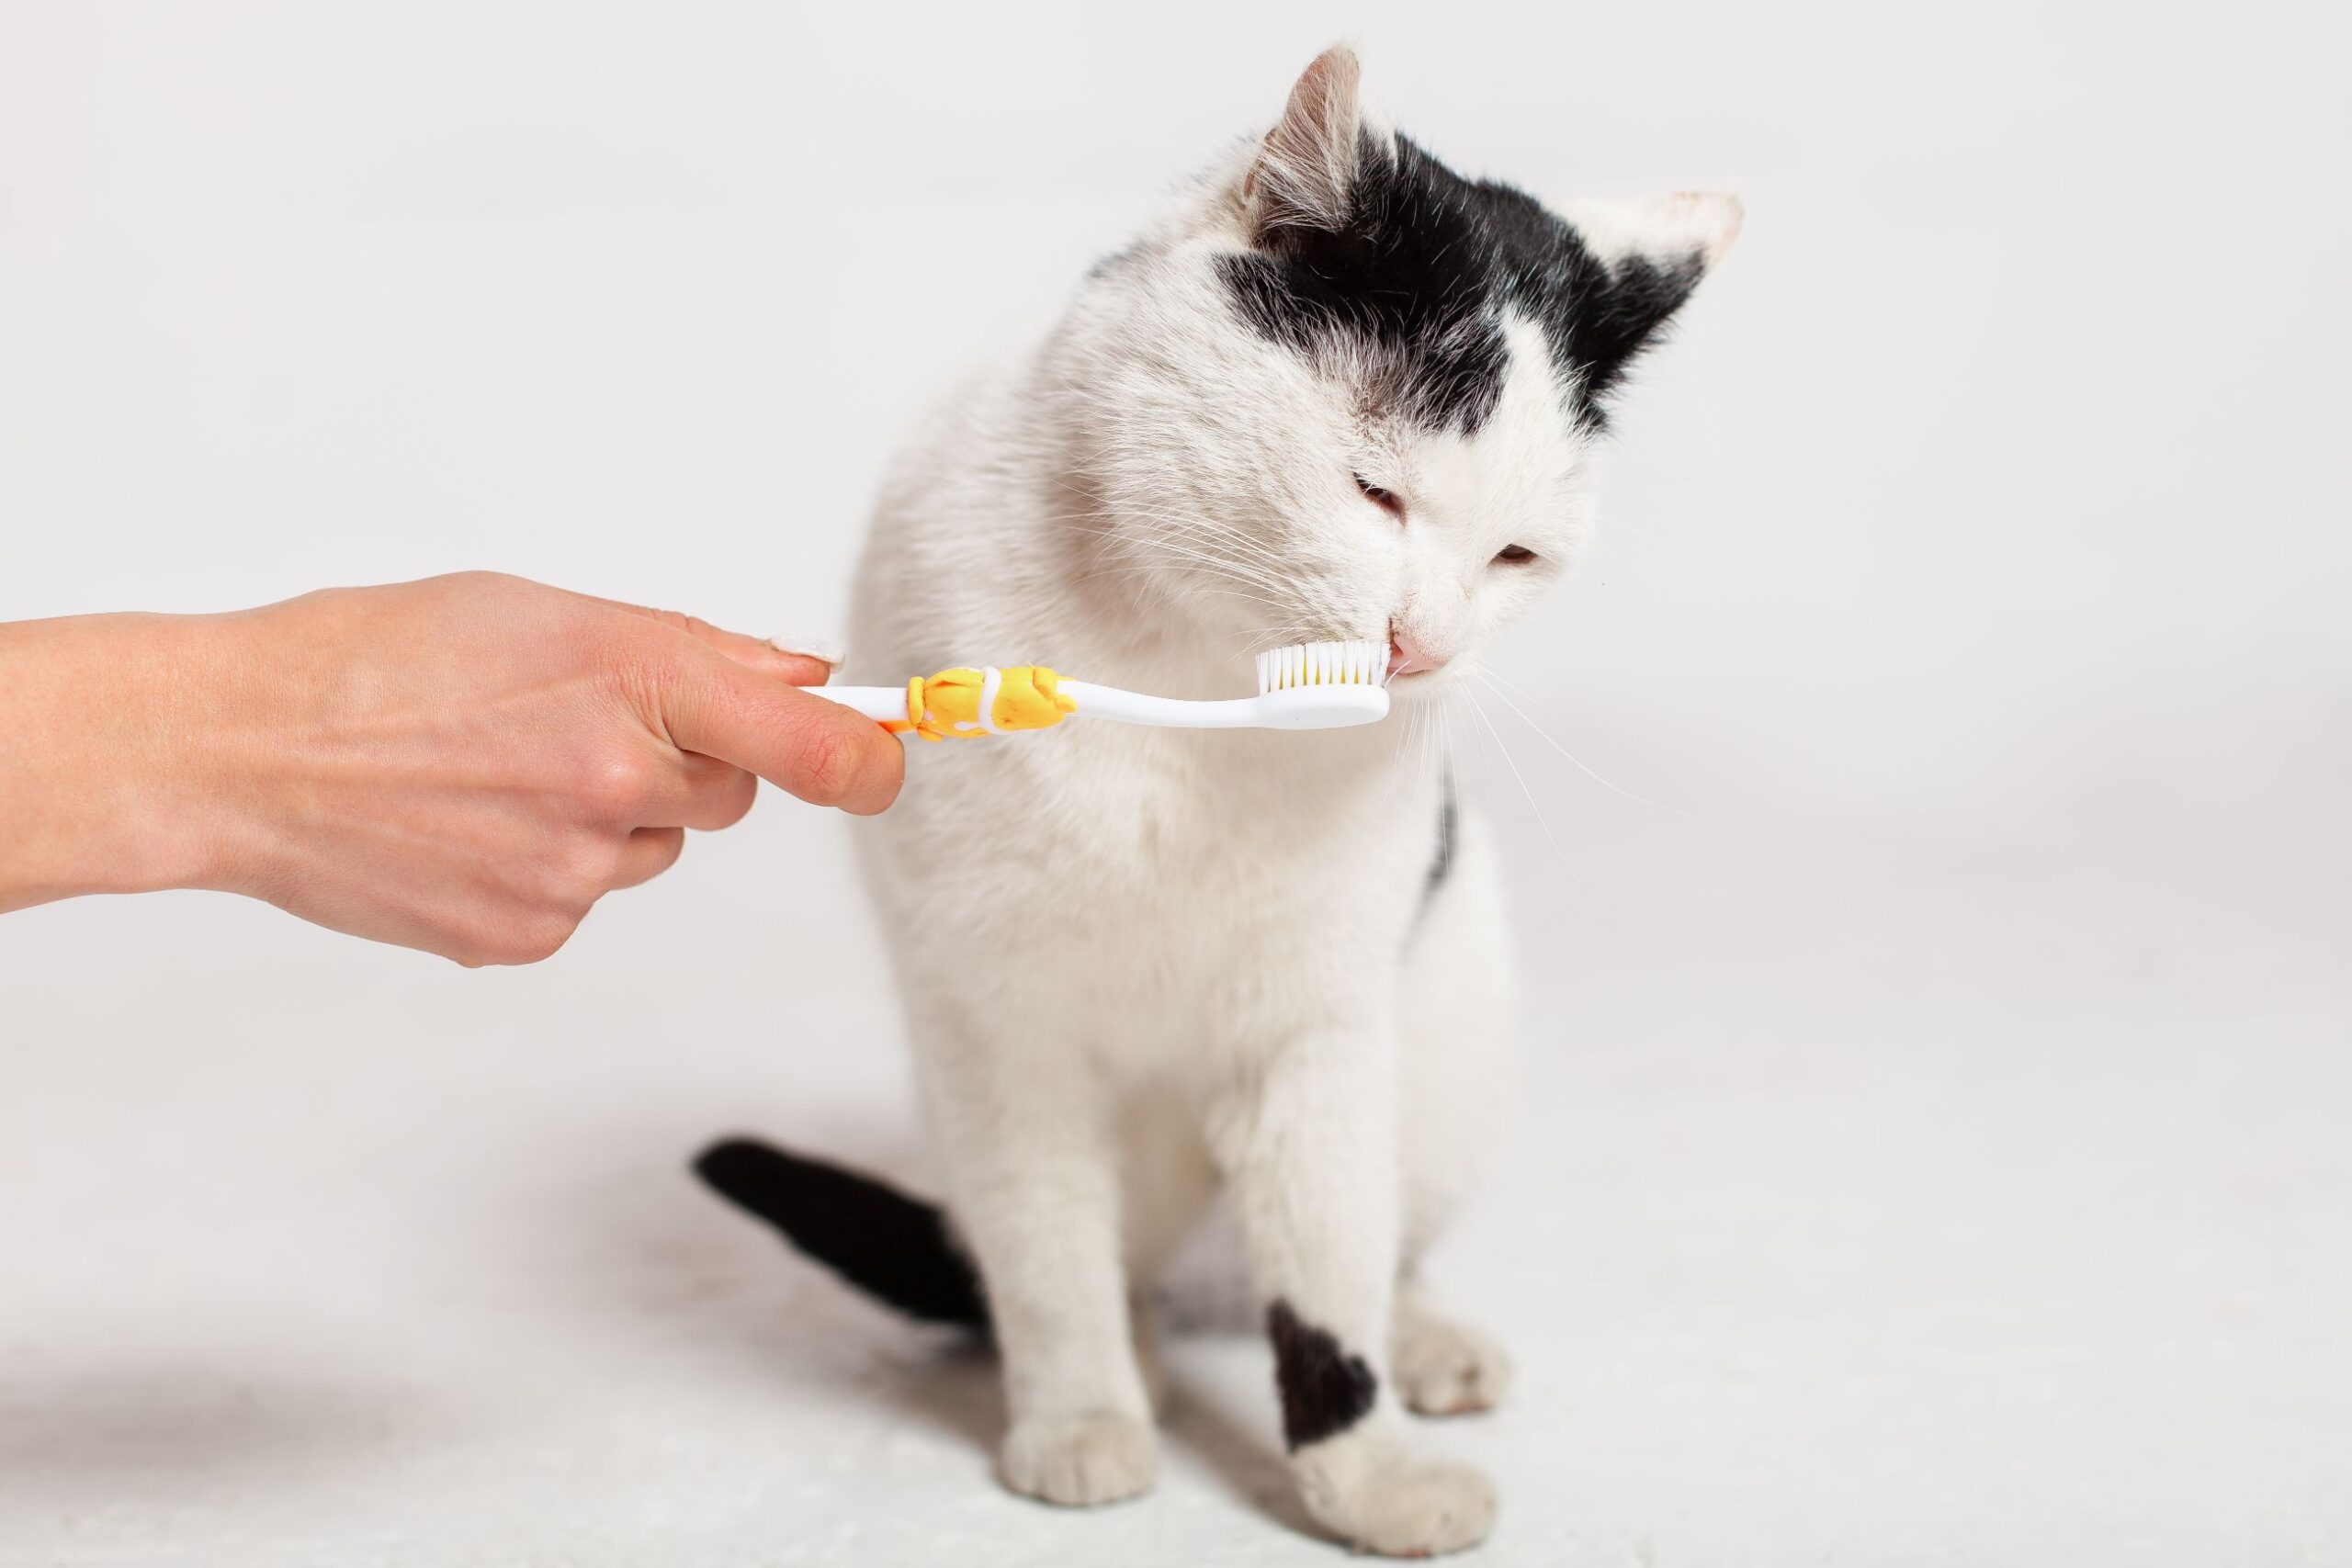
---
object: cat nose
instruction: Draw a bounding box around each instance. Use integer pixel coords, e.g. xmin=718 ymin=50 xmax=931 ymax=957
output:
xmin=1387 ymin=625 xmax=1448 ymax=677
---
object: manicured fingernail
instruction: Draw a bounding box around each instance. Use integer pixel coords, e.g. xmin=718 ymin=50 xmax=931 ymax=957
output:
xmin=768 ymin=635 xmax=845 ymax=667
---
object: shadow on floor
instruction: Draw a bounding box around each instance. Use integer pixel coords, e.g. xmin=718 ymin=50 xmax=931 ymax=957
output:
xmin=513 ymin=1112 xmax=1326 ymax=1540
xmin=0 ymin=1359 xmax=426 ymax=1496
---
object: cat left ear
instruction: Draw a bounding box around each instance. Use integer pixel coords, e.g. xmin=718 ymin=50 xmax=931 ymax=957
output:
xmin=1555 ymin=190 xmax=1743 ymax=277
xmin=1551 ymin=190 xmax=1743 ymax=403
xmin=1240 ymin=45 xmax=1364 ymax=243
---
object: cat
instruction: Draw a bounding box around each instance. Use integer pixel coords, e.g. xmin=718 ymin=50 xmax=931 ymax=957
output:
xmin=696 ymin=45 xmax=1736 ymax=1556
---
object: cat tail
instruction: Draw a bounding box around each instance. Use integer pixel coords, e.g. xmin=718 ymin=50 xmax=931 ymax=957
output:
xmin=692 ymin=1136 xmax=990 ymax=1331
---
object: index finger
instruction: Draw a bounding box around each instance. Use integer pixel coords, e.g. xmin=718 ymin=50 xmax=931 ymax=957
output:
xmin=575 ymin=592 xmax=843 ymax=687
xmin=653 ymin=643 xmax=905 ymax=815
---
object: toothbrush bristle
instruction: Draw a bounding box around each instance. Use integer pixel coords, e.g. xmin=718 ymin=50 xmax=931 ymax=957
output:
xmin=1254 ymin=638 xmax=1389 ymax=694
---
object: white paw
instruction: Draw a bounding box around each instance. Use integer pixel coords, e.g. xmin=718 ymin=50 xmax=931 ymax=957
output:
xmin=1394 ymin=1314 xmax=1512 ymax=1416
xmin=1302 ymin=1453 xmax=1498 ymax=1557
xmin=1000 ymin=1412 xmax=1158 ymax=1507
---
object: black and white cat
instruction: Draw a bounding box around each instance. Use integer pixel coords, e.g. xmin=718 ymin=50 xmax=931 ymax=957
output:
xmin=700 ymin=46 xmax=1736 ymax=1556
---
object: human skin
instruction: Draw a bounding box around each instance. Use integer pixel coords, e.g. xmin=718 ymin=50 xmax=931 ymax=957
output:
xmin=0 ymin=572 xmax=902 ymax=964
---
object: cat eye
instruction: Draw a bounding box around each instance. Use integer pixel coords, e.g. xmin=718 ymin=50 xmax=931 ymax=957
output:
xmin=1353 ymin=474 xmax=1406 ymax=522
xmin=1493 ymin=545 xmax=1538 ymax=565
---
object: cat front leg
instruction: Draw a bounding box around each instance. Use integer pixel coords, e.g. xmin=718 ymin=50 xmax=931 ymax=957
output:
xmin=1205 ymin=1022 xmax=1498 ymax=1556
xmin=1394 ymin=806 xmax=1516 ymax=1417
xmin=921 ymin=1029 xmax=1158 ymax=1507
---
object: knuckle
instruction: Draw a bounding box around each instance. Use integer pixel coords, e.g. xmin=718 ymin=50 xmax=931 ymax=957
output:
xmin=593 ymin=630 xmax=679 ymax=705
xmin=490 ymin=913 xmax=577 ymax=966
xmin=446 ymin=569 xmax=523 ymax=599
xmin=526 ymin=914 xmax=580 ymax=962
xmin=647 ymin=829 xmax=686 ymax=875
xmin=429 ymin=911 xmax=503 ymax=968
xmin=458 ymin=931 xmax=521 ymax=967
xmin=441 ymin=892 xmax=581 ymax=966
xmin=554 ymin=833 xmax=623 ymax=897
xmin=580 ymin=752 xmax=658 ymax=820
xmin=709 ymin=769 xmax=759 ymax=828
xmin=796 ymin=727 xmax=865 ymax=806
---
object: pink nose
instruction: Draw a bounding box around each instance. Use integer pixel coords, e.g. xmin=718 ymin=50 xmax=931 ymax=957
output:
xmin=1387 ymin=626 xmax=1446 ymax=677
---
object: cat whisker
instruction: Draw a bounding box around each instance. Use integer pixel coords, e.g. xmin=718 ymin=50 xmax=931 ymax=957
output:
xmin=1467 ymin=668 xmax=1687 ymax=815
xmin=1075 ymin=541 xmax=1297 ymax=599
xmin=1050 ymin=499 xmax=1323 ymax=584
xmin=1128 ymin=536 xmax=1307 ymax=591
xmin=1460 ymin=681 xmax=1572 ymax=874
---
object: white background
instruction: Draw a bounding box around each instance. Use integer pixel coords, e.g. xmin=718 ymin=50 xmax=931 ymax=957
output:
xmin=3 ymin=3 xmax=2346 ymax=1564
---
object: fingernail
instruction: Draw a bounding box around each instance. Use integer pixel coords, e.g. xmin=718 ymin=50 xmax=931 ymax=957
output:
xmin=768 ymin=635 xmax=846 ymax=667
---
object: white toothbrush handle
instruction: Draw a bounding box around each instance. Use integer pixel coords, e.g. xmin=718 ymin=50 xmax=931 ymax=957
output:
xmin=805 ymin=679 xmax=1258 ymax=728
xmin=806 ymin=674 xmax=1385 ymax=732
xmin=804 ymin=685 xmax=916 ymax=722
xmin=1055 ymin=681 xmax=1269 ymax=728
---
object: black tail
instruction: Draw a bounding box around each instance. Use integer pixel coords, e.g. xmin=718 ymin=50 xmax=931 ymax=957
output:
xmin=692 ymin=1137 xmax=989 ymax=1330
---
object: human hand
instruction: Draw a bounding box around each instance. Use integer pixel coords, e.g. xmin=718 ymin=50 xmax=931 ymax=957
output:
xmin=0 ymin=573 xmax=902 ymax=964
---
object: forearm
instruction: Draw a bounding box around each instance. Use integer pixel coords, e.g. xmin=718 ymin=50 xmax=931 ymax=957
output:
xmin=1 ymin=574 xmax=899 ymax=961
xmin=0 ymin=611 xmax=238 ymax=911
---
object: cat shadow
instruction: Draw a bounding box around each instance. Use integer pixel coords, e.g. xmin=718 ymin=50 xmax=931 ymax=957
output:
xmin=522 ymin=1114 xmax=1323 ymax=1540
xmin=533 ymin=1112 xmax=1005 ymax=1461
xmin=0 ymin=1359 xmax=427 ymax=1494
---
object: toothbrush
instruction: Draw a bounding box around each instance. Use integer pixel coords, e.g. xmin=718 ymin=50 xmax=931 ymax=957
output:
xmin=808 ymin=638 xmax=1390 ymax=740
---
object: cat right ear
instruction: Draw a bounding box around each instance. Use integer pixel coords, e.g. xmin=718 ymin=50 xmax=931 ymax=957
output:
xmin=1240 ymin=46 xmax=1363 ymax=243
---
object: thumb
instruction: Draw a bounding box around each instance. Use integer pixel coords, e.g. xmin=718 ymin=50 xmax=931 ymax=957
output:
xmin=651 ymin=641 xmax=904 ymax=815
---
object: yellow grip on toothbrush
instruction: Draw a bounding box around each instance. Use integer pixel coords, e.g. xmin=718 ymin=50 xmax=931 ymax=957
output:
xmin=883 ymin=665 xmax=1078 ymax=741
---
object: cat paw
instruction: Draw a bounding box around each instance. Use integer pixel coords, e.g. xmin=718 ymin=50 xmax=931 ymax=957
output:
xmin=1000 ymin=1413 xmax=1158 ymax=1507
xmin=1301 ymin=1452 xmax=1498 ymax=1557
xmin=1394 ymin=1313 xmax=1512 ymax=1416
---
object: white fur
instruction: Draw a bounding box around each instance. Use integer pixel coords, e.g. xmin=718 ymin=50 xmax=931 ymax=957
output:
xmin=840 ymin=46 xmax=1729 ymax=1555
xmin=1554 ymin=190 xmax=1745 ymax=271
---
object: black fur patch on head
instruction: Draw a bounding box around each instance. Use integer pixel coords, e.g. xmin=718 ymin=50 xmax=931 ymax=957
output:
xmin=1220 ymin=132 xmax=1702 ymax=432
xmin=1267 ymin=1299 xmax=1379 ymax=1450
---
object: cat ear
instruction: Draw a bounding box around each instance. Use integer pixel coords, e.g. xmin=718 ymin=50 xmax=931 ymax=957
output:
xmin=1554 ymin=190 xmax=1743 ymax=277
xmin=1551 ymin=191 xmax=1743 ymax=404
xmin=1240 ymin=46 xmax=1364 ymax=243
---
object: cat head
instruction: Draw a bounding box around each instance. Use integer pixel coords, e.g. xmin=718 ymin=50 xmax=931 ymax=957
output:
xmin=1060 ymin=45 xmax=1737 ymax=688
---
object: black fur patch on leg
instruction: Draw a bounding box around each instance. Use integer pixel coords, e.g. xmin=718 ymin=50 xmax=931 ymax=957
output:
xmin=1267 ymin=1300 xmax=1378 ymax=1450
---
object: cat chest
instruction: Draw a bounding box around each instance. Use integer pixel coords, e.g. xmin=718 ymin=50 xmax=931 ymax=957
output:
xmin=1023 ymin=789 xmax=1430 ymax=1025
xmin=884 ymin=733 xmax=1439 ymax=1035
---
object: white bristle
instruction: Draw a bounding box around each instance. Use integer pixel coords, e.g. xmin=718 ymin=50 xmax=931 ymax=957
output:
xmin=1253 ymin=637 xmax=1389 ymax=696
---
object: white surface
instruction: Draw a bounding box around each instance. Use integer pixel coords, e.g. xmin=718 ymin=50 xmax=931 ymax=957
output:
xmin=3 ymin=3 xmax=2346 ymax=1563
